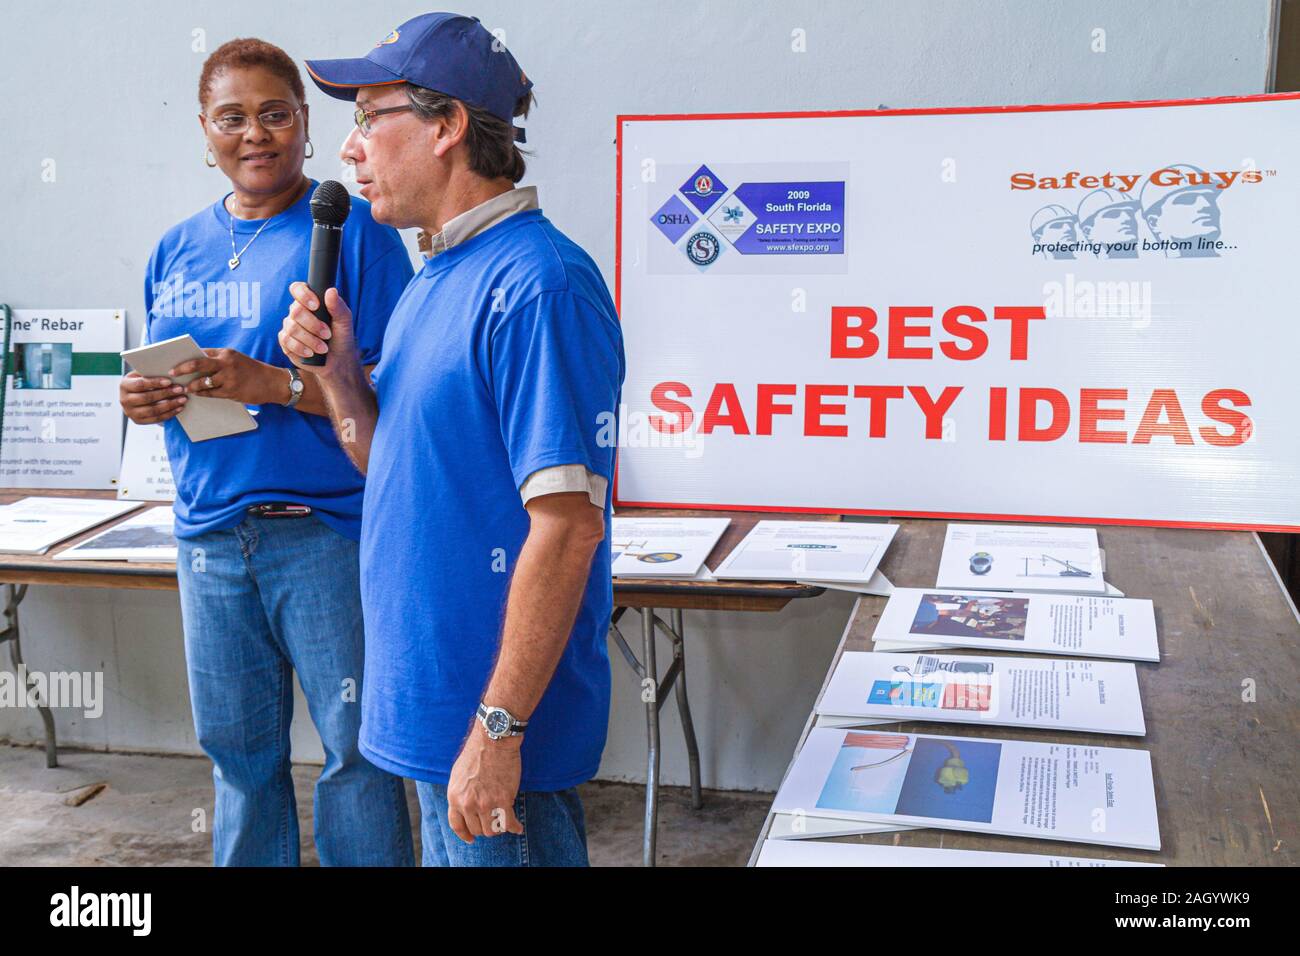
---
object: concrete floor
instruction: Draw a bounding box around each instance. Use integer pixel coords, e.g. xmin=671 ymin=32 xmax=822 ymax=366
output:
xmin=0 ymin=742 xmax=770 ymax=867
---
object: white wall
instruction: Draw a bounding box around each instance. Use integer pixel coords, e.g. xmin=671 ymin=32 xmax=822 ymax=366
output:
xmin=0 ymin=0 xmax=1273 ymax=789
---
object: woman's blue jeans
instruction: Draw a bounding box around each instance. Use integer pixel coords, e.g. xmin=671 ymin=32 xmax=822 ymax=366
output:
xmin=176 ymin=513 xmax=413 ymax=866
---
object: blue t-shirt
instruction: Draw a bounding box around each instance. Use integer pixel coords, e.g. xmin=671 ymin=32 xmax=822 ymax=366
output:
xmin=144 ymin=182 xmax=413 ymax=540
xmin=359 ymin=207 xmax=625 ymax=790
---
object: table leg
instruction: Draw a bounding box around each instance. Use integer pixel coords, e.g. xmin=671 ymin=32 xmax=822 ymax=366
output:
xmin=669 ymin=608 xmax=703 ymax=811
xmin=1 ymin=583 xmax=57 ymax=768
xmin=607 ymin=605 xmax=704 ymax=866
xmin=641 ymin=607 xmax=660 ymax=867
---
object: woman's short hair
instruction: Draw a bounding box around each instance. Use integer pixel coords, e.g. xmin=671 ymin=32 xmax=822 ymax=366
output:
xmin=405 ymin=84 xmax=535 ymax=183
xmin=199 ymin=38 xmax=306 ymax=108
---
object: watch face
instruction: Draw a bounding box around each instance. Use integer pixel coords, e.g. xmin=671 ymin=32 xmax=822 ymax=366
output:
xmin=485 ymin=709 xmax=511 ymax=735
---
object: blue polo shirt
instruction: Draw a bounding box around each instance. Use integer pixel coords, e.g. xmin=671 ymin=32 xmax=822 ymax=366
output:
xmin=144 ymin=182 xmax=413 ymax=540
xmin=359 ymin=207 xmax=625 ymax=790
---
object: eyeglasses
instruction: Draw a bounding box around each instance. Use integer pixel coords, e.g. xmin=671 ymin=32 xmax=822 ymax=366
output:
xmin=205 ymin=107 xmax=302 ymax=135
xmin=354 ymin=104 xmax=414 ymax=139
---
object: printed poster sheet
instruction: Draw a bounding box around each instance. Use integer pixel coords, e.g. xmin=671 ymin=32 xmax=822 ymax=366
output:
xmin=610 ymin=515 xmax=730 ymax=577
xmin=756 ymin=839 xmax=1160 ymax=867
xmin=818 ymin=651 xmax=1146 ymax=735
xmin=774 ymin=727 xmax=1160 ymax=850
xmin=54 ymin=505 xmax=176 ymax=563
xmin=0 ymin=497 xmax=141 ymax=555
xmin=938 ymin=523 xmax=1105 ymax=594
xmin=713 ymin=520 xmax=897 ymax=583
xmin=874 ymin=587 xmax=1159 ymax=661
xmin=2 ymin=309 xmax=125 ymax=489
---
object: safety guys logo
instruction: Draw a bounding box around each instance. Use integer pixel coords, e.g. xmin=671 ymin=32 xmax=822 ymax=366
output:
xmin=649 ymin=163 xmax=846 ymax=272
xmin=1016 ymin=163 xmax=1274 ymax=260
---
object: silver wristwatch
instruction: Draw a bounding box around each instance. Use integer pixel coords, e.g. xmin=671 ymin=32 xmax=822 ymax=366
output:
xmin=477 ymin=703 xmax=528 ymax=740
xmin=284 ymin=367 xmax=304 ymax=408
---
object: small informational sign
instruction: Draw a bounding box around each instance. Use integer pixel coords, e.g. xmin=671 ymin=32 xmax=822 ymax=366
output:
xmin=116 ymin=419 xmax=175 ymax=501
xmin=1 ymin=308 xmax=126 ymax=489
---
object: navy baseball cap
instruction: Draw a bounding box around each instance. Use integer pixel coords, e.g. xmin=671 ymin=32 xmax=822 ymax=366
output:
xmin=305 ymin=12 xmax=533 ymax=142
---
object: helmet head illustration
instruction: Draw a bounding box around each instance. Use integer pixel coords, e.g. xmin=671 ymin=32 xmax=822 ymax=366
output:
xmin=1030 ymin=204 xmax=1077 ymax=242
xmin=1139 ymin=163 xmax=1222 ymax=246
xmin=1077 ymin=188 xmax=1139 ymax=243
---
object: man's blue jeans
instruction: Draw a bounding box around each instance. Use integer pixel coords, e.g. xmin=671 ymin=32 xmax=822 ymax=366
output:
xmin=176 ymin=513 xmax=413 ymax=866
xmin=415 ymin=781 xmax=589 ymax=866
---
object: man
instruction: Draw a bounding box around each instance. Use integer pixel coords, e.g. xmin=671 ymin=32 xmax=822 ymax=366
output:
xmin=281 ymin=12 xmax=625 ymax=866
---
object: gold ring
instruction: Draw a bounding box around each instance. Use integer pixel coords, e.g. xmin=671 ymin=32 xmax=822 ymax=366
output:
xmin=204 ymin=376 xmax=215 ymax=390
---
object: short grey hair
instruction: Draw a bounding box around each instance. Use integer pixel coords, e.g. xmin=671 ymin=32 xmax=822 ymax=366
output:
xmin=405 ymin=83 xmax=534 ymax=183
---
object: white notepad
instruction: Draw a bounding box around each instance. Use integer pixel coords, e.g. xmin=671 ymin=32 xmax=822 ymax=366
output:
xmin=121 ymin=335 xmax=257 ymax=443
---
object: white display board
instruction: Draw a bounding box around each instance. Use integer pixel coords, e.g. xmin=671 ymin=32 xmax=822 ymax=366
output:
xmin=2 ymin=309 xmax=126 ymax=489
xmin=615 ymin=94 xmax=1300 ymax=531
xmin=116 ymin=420 xmax=175 ymax=501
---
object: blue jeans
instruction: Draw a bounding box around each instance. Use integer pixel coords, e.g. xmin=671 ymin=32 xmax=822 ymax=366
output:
xmin=176 ymin=513 xmax=413 ymax=866
xmin=415 ymin=781 xmax=589 ymax=867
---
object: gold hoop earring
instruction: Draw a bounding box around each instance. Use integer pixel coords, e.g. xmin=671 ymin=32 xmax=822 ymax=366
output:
xmin=204 ymin=145 xmax=217 ymax=168
xmin=305 ymin=139 xmax=314 ymax=159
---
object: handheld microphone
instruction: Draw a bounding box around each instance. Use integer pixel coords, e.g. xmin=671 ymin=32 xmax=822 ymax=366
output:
xmin=300 ymin=180 xmax=351 ymax=367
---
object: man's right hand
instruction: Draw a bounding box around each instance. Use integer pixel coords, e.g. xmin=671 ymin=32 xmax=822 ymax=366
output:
xmin=119 ymin=372 xmax=187 ymax=425
xmin=279 ymin=284 xmax=360 ymax=382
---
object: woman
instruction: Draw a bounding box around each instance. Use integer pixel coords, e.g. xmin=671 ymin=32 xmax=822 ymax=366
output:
xmin=120 ymin=38 xmax=414 ymax=866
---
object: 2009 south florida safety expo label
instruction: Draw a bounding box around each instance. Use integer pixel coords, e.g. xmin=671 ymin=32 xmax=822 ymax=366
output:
xmin=645 ymin=161 xmax=847 ymax=274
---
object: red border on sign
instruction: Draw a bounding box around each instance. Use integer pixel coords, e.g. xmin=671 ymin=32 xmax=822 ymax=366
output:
xmin=612 ymin=92 xmax=1300 ymax=533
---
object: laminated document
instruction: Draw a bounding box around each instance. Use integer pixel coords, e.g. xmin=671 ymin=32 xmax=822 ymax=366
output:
xmin=713 ymin=520 xmax=898 ymax=583
xmin=756 ymin=839 xmax=1160 ymax=866
xmin=54 ymin=505 xmax=176 ymax=563
xmin=1 ymin=308 xmax=126 ymax=489
xmin=873 ymin=587 xmax=1159 ymax=661
xmin=817 ymin=651 xmax=1145 ymax=735
xmin=767 ymin=812 xmax=908 ymax=841
xmin=773 ymin=727 xmax=1160 ymax=850
xmin=798 ymin=569 xmax=894 ymax=596
xmin=938 ymin=524 xmax=1106 ymax=594
xmin=0 ymin=497 xmax=141 ymax=555
xmin=610 ymin=516 xmax=730 ymax=577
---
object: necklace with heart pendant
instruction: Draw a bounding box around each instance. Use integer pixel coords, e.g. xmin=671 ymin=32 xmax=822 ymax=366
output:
xmin=227 ymin=197 xmax=273 ymax=270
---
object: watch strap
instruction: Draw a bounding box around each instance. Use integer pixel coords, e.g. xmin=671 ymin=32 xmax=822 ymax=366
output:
xmin=477 ymin=702 xmax=528 ymax=736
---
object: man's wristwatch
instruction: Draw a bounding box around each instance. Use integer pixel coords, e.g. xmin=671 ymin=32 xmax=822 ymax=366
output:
xmin=477 ymin=703 xmax=528 ymax=740
xmin=283 ymin=367 xmax=304 ymax=408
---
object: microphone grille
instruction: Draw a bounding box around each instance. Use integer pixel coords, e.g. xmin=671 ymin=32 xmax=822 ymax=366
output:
xmin=310 ymin=180 xmax=352 ymax=226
